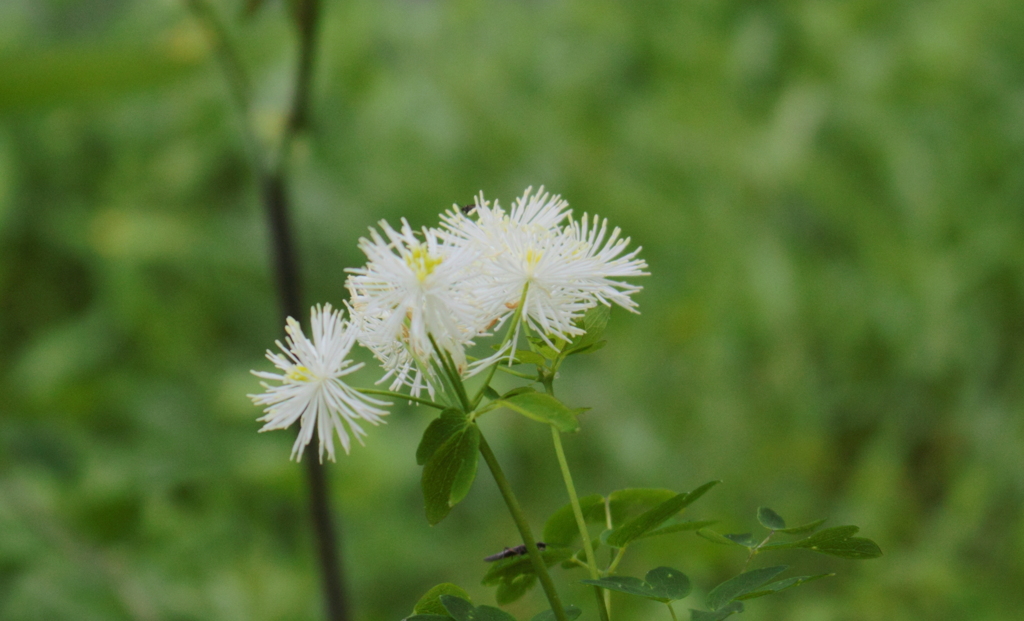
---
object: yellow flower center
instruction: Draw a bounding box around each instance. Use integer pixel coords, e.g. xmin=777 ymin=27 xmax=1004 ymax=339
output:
xmin=524 ymin=247 xmax=543 ymax=276
xmin=406 ymin=244 xmax=442 ymax=282
xmin=287 ymin=366 xmax=312 ymax=382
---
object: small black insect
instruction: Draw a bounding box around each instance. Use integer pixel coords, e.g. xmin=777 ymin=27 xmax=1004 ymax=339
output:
xmin=484 ymin=542 xmax=547 ymax=562
xmin=460 ymin=203 xmax=478 ymax=215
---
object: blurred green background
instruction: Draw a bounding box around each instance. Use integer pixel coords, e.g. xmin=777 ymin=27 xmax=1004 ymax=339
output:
xmin=2 ymin=0 xmax=1023 ymax=620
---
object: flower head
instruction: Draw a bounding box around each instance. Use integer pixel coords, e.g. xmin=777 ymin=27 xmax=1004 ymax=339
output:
xmin=249 ymin=304 xmax=390 ymax=462
xmin=441 ymin=187 xmax=648 ymax=344
xmin=345 ymin=301 xmax=437 ymax=399
xmin=345 ymin=218 xmax=492 ymax=376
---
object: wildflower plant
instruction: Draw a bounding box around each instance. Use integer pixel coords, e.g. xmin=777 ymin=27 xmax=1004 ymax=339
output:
xmin=249 ymin=188 xmax=881 ymax=621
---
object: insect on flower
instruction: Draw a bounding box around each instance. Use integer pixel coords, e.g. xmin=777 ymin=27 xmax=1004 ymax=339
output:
xmin=484 ymin=542 xmax=547 ymax=562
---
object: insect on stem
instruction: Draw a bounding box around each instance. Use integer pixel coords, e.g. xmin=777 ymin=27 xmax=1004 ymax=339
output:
xmin=484 ymin=542 xmax=548 ymax=562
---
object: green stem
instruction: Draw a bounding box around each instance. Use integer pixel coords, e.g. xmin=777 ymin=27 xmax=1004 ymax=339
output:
xmin=667 ymin=603 xmax=679 ymax=621
xmin=545 ymin=381 xmax=611 ymax=621
xmin=607 ymin=546 xmax=628 ymax=574
xmin=354 ymin=389 xmax=444 ymax=410
xmin=551 ymin=427 xmax=611 ymax=621
xmin=742 ymin=531 xmax=775 ymax=571
xmin=472 ymin=283 xmax=529 ymax=407
xmin=428 ymin=334 xmax=471 ymax=412
xmin=477 ymin=432 xmax=568 ymax=621
xmin=495 ymin=365 xmax=537 ymax=380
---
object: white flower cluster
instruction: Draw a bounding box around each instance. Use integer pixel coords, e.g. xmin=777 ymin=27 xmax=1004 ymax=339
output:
xmin=250 ymin=187 xmax=648 ymax=461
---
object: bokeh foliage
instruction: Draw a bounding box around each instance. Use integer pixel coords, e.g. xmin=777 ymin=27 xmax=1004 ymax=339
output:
xmin=2 ymin=0 xmax=1023 ymax=620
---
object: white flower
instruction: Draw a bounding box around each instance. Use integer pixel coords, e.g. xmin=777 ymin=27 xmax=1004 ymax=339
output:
xmin=563 ymin=211 xmax=649 ymax=312
xmin=249 ymin=304 xmax=390 ymax=462
xmin=345 ymin=218 xmax=492 ymax=376
xmin=345 ymin=302 xmax=437 ymax=399
xmin=441 ymin=187 xmax=648 ymax=344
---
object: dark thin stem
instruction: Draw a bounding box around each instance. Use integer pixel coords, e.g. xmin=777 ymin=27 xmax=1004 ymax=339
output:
xmin=190 ymin=1 xmax=348 ymax=620
xmin=304 ymin=456 xmax=349 ymax=621
xmin=286 ymin=0 xmax=320 ymax=136
xmin=263 ymin=174 xmax=302 ymax=318
xmin=477 ymin=432 xmax=569 ymax=621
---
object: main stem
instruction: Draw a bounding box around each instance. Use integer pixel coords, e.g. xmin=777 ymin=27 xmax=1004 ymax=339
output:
xmin=195 ymin=0 xmax=348 ymax=617
xmin=477 ymin=433 xmax=569 ymax=621
xmin=265 ymin=153 xmax=349 ymax=621
xmin=550 ymin=426 xmax=611 ymax=621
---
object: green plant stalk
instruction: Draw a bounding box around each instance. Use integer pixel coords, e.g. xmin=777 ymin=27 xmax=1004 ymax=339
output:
xmin=477 ymin=432 xmax=569 ymax=621
xmin=607 ymin=546 xmax=628 ymax=574
xmin=355 ymin=389 xmax=444 ymax=410
xmin=472 ymin=283 xmax=529 ymax=407
xmin=666 ymin=603 xmax=679 ymax=621
xmin=428 ymin=333 xmax=472 ymax=412
xmin=742 ymin=531 xmax=775 ymax=571
xmin=550 ymin=426 xmax=611 ymax=621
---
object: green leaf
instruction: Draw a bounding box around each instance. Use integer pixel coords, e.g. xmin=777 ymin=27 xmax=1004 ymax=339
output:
xmin=607 ymin=488 xmax=677 ymax=523
xmin=543 ymin=494 xmax=606 ymax=546
xmin=763 ymin=525 xmax=883 ymax=559
xmin=581 ymin=575 xmax=651 ymax=600
xmin=723 ymin=533 xmax=757 ymax=547
xmin=483 ymin=385 xmax=501 ymax=400
xmin=482 ymin=547 xmax=574 ymax=604
xmin=706 ymin=566 xmax=788 ymax=611
xmin=413 ymin=583 xmax=472 ymax=616
xmin=681 ymin=480 xmax=720 ymax=507
xmin=563 ymin=305 xmax=611 ymax=356
xmin=581 ymin=567 xmax=691 ymax=604
xmin=606 ymin=481 xmax=719 ymax=547
xmin=645 ymin=567 xmax=693 ymax=601
xmin=736 ymin=573 xmax=834 ymax=600
xmin=638 ymin=520 xmax=718 ymax=540
xmin=530 ymin=606 xmax=582 ymax=621
xmin=502 ymin=386 xmax=538 ymax=399
xmin=798 ymin=526 xmax=883 ymax=559
xmin=526 ymin=336 xmax=561 ymax=360
xmin=417 ymin=409 xmax=467 ymax=466
xmin=584 ymin=303 xmax=611 ymax=333
xmin=472 ymin=606 xmax=520 ymax=621
xmin=421 ymin=424 xmax=480 ymax=525
xmin=756 ymin=507 xmax=786 ymax=530
xmin=776 ymin=518 xmax=827 ymax=535
xmin=405 ymin=616 xmax=452 ymax=621
xmin=439 ymin=596 xmax=475 ymax=620
xmin=696 ymin=529 xmax=748 ymax=547
xmin=690 ymin=602 xmax=744 ymax=621
xmin=493 ymin=392 xmax=581 ymax=432
xmin=495 ymin=574 xmax=536 ymax=606
xmin=441 ymin=596 xmax=520 ymax=621
xmin=567 ymin=340 xmax=607 ymax=356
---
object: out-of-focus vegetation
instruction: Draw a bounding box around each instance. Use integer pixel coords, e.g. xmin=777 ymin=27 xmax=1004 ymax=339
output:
xmin=2 ymin=0 xmax=1023 ymax=620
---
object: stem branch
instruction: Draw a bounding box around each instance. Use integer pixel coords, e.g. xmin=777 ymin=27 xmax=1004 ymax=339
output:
xmin=551 ymin=427 xmax=611 ymax=621
xmin=356 ymin=388 xmax=444 ymax=410
xmin=477 ymin=432 xmax=568 ymax=621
